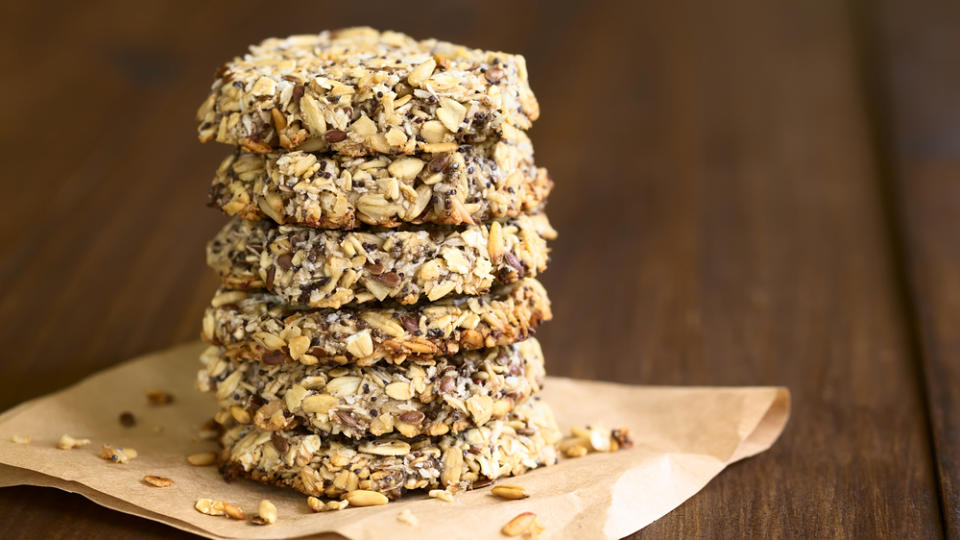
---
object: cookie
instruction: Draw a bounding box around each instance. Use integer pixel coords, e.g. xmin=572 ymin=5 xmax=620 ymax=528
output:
xmin=202 ymin=278 xmax=550 ymax=367
xmin=217 ymin=397 xmax=559 ymax=500
xmin=206 ymin=214 xmax=555 ymax=309
xmin=209 ymin=135 xmax=552 ymax=229
xmin=196 ymin=27 xmax=539 ymax=157
xmin=198 ymin=338 xmax=545 ymax=439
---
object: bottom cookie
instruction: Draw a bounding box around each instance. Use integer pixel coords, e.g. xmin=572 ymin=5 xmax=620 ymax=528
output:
xmin=219 ymin=397 xmax=560 ymax=500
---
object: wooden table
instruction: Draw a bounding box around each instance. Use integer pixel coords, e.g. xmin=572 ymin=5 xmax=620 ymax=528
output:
xmin=1 ymin=1 xmax=956 ymax=537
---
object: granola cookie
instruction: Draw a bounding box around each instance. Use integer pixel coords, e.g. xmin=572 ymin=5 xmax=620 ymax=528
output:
xmin=197 ymin=338 xmax=545 ymax=439
xmin=206 ymin=214 xmax=555 ymax=309
xmin=196 ymin=27 xmax=539 ymax=157
xmin=217 ymin=397 xmax=559 ymax=500
xmin=209 ymin=135 xmax=552 ymax=229
xmin=202 ymin=278 xmax=550 ymax=367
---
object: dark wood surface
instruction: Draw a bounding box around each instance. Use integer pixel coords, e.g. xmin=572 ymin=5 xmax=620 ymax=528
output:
xmin=861 ymin=0 xmax=960 ymax=535
xmin=0 ymin=1 xmax=954 ymax=538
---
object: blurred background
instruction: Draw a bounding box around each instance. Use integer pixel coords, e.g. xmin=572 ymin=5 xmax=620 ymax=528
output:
xmin=1 ymin=0 xmax=957 ymax=538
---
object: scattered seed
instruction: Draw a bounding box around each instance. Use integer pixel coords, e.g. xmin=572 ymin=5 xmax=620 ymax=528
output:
xmin=187 ymin=452 xmax=217 ymax=466
xmin=397 ymin=508 xmax=419 ymax=526
xmin=119 ymin=412 xmax=136 ymax=427
xmin=143 ymin=475 xmax=174 ymax=488
xmin=502 ymin=512 xmax=543 ymax=537
xmin=11 ymin=434 xmax=30 ymax=444
xmin=491 ymin=484 xmax=529 ymax=500
xmin=223 ymin=502 xmax=247 ymax=520
xmin=344 ymin=489 xmax=389 ymax=507
xmin=195 ymin=498 xmax=225 ymax=516
xmin=255 ymin=499 xmax=277 ymax=525
xmin=56 ymin=434 xmax=91 ymax=450
xmin=146 ymin=390 xmax=174 ymax=406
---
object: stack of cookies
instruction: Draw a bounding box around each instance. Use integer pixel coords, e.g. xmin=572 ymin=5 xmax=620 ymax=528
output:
xmin=195 ymin=27 xmax=560 ymax=502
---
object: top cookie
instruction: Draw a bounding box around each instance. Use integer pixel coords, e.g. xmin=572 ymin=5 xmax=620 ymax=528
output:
xmin=196 ymin=27 xmax=539 ymax=157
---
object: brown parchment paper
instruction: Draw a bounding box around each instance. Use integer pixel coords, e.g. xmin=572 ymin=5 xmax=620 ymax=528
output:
xmin=0 ymin=342 xmax=789 ymax=539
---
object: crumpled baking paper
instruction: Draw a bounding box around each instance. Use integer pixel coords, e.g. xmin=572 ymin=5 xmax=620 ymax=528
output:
xmin=0 ymin=342 xmax=788 ymax=539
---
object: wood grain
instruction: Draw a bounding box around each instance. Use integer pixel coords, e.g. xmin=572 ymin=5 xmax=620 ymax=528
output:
xmin=858 ymin=0 xmax=960 ymax=534
xmin=0 ymin=0 xmax=948 ymax=538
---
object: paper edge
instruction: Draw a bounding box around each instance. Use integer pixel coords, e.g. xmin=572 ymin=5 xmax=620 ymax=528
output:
xmin=602 ymin=386 xmax=791 ymax=539
xmin=729 ymin=387 xmax=791 ymax=463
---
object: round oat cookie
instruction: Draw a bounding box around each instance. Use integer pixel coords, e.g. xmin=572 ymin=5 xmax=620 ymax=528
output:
xmin=196 ymin=27 xmax=539 ymax=157
xmin=216 ymin=396 xmax=559 ymax=500
xmin=198 ymin=338 xmax=545 ymax=440
xmin=209 ymin=134 xmax=552 ymax=229
xmin=202 ymin=278 xmax=551 ymax=367
xmin=205 ymin=214 xmax=556 ymax=309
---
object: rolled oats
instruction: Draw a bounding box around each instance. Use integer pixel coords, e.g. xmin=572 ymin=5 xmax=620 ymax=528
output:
xmin=209 ymin=137 xmax=551 ymax=230
xmin=11 ymin=434 xmax=30 ymax=444
xmin=196 ymin=28 xmax=538 ymax=156
xmin=217 ymin=397 xmax=559 ymax=500
xmin=199 ymin=339 xmax=545 ymax=439
xmin=206 ymin=214 xmax=555 ymax=308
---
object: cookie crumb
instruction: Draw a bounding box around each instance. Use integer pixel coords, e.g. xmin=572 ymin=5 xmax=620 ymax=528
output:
xmin=428 ymin=489 xmax=455 ymax=502
xmin=560 ymin=425 xmax=633 ymax=458
xmin=397 ymin=508 xmax=418 ymax=526
xmin=146 ymin=390 xmax=175 ymax=406
xmin=56 ymin=434 xmax=91 ymax=450
xmin=100 ymin=444 xmax=137 ymax=463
